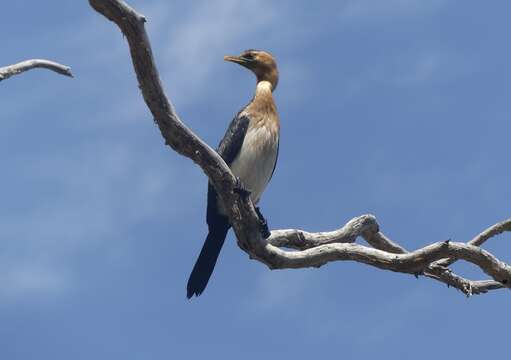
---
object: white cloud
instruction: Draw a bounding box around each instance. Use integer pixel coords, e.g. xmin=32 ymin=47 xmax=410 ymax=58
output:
xmin=0 ymin=261 xmax=68 ymax=301
xmin=341 ymin=0 xmax=447 ymax=21
xmin=143 ymin=0 xmax=278 ymax=106
xmin=248 ymin=269 xmax=313 ymax=311
xmin=0 ymin=102 xmax=192 ymax=303
xmin=354 ymin=286 xmax=435 ymax=345
xmin=340 ymin=49 xmax=472 ymax=104
xmin=404 ymin=52 xmax=446 ymax=83
xmin=396 ymin=51 xmax=472 ymax=86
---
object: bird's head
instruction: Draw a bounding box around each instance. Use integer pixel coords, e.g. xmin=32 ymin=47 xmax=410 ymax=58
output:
xmin=224 ymin=49 xmax=279 ymax=91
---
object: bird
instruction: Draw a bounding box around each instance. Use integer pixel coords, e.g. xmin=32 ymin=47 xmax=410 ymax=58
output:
xmin=187 ymin=49 xmax=280 ymax=298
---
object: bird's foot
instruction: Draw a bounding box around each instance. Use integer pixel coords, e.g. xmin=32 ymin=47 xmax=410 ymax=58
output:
xmin=233 ymin=177 xmax=251 ymax=198
xmin=414 ymin=270 xmax=424 ymax=279
xmin=256 ymin=207 xmax=271 ymax=239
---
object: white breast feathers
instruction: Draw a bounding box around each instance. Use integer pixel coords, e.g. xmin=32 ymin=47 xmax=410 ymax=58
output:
xmin=229 ymin=120 xmax=279 ymax=204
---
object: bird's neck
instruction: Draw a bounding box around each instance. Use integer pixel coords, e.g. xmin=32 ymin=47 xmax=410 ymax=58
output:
xmin=250 ymin=80 xmax=276 ymax=114
xmin=255 ymin=80 xmax=273 ymax=97
xmin=256 ymin=67 xmax=278 ymax=91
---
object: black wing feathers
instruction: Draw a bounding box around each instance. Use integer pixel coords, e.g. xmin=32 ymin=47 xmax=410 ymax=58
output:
xmin=269 ymin=138 xmax=279 ymax=181
xmin=187 ymin=112 xmax=250 ymax=298
xmin=207 ymin=112 xmax=250 ymax=225
xmin=216 ymin=113 xmax=250 ymax=165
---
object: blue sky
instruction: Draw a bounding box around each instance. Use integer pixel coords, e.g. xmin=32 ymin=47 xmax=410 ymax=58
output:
xmin=1 ymin=0 xmax=510 ymax=359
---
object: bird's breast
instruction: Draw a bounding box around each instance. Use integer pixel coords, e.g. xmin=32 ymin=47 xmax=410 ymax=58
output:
xmin=229 ymin=119 xmax=279 ymax=204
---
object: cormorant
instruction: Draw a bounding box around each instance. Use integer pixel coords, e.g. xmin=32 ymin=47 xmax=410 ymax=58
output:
xmin=187 ymin=49 xmax=280 ymax=298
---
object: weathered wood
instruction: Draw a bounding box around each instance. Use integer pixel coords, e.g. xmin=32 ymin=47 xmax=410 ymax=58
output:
xmin=88 ymin=0 xmax=511 ymax=297
xmin=0 ymin=59 xmax=72 ymax=81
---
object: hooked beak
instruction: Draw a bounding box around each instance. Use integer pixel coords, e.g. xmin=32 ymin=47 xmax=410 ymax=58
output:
xmin=224 ymin=55 xmax=251 ymax=67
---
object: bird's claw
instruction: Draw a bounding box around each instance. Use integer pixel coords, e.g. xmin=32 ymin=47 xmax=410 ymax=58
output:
xmin=414 ymin=271 xmax=424 ymax=279
xmin=259 ymin=219 xmax=271 ymax=239
xmin=233 ymin=177 xmax=251 ymax=198
xmin=256 ymin=207 xmax=271 ymax=239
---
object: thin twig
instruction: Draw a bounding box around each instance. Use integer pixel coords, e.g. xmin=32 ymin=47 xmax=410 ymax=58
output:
xmin=0 ymin=59 xmax=72 ymax=81
xmin=434 ymin=219 xmax=511 ymax=268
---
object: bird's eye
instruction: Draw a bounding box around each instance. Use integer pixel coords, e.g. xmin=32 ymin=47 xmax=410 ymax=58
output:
xmin=244 ymin=53 xmax=254 ymax=60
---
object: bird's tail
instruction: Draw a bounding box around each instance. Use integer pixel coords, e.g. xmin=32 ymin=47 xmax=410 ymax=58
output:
xmin=187 ymin=219 xmax=230 ymax=298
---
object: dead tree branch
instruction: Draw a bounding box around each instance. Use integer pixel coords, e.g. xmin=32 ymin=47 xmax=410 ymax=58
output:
xmin=434 ymin=218 xmax=511 ymax=268
xmin=0 ymin=59 xmax=72 ymax=81
xmin=88 ymin=0 xmax=511 ymax=297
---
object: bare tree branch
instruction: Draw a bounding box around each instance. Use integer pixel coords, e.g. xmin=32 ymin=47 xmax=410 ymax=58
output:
xmin=434 ymin=218 xmax=511 ymax=268
xmin=0 ymin=59 xmax=72 ymax=81
xmin=268 ymin=216 xmax=509 ymax=295
xmin=88 ymin=0 xmax=511 ymax=297
xmin=361 ymin=228 xmax=506 ymax=295
xmin=424 ymin=267 xmax=504 ymax=296
xmin=268 ymin=215 xmax=378 ymax=250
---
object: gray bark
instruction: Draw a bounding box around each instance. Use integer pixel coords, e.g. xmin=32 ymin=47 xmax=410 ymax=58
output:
xmin=89 ymin=0 xmax=511 ymax=297
xmin=0 ymin=59 xmax=72 ymax=81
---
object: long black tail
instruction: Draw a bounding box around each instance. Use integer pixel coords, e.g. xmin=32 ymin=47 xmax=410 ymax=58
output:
xmin=187 ymin=219 xmax=230 ymax=298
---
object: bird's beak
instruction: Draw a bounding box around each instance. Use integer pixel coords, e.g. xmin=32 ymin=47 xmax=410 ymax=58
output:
xmin=224 ymin=55 xmax=249 ymax=66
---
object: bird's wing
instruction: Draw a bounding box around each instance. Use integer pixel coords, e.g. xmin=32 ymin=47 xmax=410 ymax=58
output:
xmin=216 ymin=112 xmax=250 ymax=165
xmin=269 ymin=137 xmax=279 ymax=181
xmin=191 ymin=113 xmax=250 ymax=297
xmin=206 ymin=112 xmax=250 ymax=226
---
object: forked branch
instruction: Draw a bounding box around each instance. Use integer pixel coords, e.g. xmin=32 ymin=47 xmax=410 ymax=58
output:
xmin=88 ymin=0 xmax=511 ymax=297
